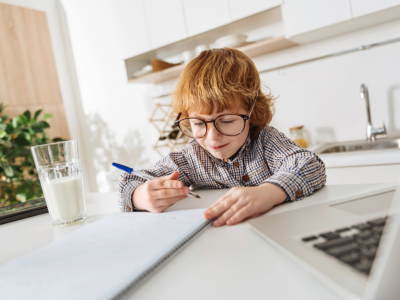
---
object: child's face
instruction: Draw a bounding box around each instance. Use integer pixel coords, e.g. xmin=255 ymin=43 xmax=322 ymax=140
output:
xmin=189 ymin=106 xmax=250 ymax=159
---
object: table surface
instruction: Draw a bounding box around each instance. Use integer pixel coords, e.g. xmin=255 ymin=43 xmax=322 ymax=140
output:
xmin=0 ymin=183 xmax=396 ymax=300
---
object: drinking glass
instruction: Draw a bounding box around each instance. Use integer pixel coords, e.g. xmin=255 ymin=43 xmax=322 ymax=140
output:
xmin=31 ymin=140 xmax=87 ymax=227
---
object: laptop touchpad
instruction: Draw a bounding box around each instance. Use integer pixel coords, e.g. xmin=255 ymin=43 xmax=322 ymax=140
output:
xmin=330 ymin=191 xmax=394 ymax=215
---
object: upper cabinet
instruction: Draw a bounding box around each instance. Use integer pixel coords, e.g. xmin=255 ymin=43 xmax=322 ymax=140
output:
xmin=109 ymin=0 xmax=151 ymax=59
xmin=351 ymin=0 xmax=400 ymax=18
xmin=228 ymin=0 xmax=282 ymax=21
xmin=144 ymin=0 xmax=188 ymax=48
xmin=182 ymin=0 xmax=231 ymax=36
xmin=282 ymin=0 xmax=352 ymax=37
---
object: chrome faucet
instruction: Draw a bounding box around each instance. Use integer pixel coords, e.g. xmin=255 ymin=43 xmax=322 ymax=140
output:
xmin=360 ymin=84 xmax=386 ymax=142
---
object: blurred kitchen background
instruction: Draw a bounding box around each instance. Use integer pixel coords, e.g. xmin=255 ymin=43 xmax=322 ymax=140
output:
xmin=1 ymin=0 xmax=399 ymax=199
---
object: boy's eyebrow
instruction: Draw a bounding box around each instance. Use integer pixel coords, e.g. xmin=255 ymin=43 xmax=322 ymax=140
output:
xmin=189 ymin=109 xmax=242 ymax=119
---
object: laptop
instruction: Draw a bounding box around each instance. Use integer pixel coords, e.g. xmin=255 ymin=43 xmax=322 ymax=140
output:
xmin=248 ymin=183 xmax=400 ymax=300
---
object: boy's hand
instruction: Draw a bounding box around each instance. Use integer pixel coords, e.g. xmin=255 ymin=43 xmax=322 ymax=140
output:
xmin=203 ymin=183 xmax=287 ymax=226
xmin=132 ymin=171 xmax=190 ymax=213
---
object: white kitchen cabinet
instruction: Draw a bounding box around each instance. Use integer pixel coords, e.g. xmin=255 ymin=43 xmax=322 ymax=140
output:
xmin=182 ymin=0 xmax=231 ymax=36
xmin=108 ymin=0 xmax=151 ymax=59
xmin=144 ymin=0 xmax=188 ymax=49
xmin=351 ymin=0 xmax=400 ymax=18
xmin=326 ymin=164 xmax=400 ymax=185
xmin=228 ymin=0 xmax=282 ymax=21
xmin=282 ymin=0 xmax=352 ymax=38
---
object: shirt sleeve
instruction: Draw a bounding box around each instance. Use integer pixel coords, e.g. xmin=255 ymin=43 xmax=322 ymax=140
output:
xmin=261 ymin=127 xmax=326 ymax=202
xmin=117 ymin=151 xmax=193 ymax=212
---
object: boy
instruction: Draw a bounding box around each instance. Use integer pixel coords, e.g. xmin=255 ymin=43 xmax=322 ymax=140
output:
xmin=117 ymin=48 xmax=326 ymax=226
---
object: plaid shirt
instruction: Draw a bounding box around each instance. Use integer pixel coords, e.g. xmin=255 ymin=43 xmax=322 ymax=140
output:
xmin=117 ymin=126 xmax=326 ymax=211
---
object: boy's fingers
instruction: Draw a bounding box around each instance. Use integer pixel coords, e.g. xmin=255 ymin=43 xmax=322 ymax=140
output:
xmin=155 ymin=195 xmax=188 ymax=207
xmin=167 ymin=171 xmax=180 ymax=180
xmin=160 ymin=179 xmax=183 ymax=189
xmin=213 ymin=201 xmax=246 ymax=227
xmin=226 ymin=205 xmax=252 ymax=226
xmin=204 ymin=192 xmax=231 ymax=214
xmin=153 ymin=187 xmax=189 ymax=200
xmin=204 ymin=195 xmax=236 ymax=220
xmin=150 ymin=177 xmax=183 ymax=190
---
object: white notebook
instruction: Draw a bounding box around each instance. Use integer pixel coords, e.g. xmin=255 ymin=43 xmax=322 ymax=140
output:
xmin=0 ymin=209 xmax=211 ymax=300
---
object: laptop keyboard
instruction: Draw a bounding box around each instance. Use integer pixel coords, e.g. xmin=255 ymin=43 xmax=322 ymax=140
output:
xmin=302 ymin=217 xmax=387 ymax=275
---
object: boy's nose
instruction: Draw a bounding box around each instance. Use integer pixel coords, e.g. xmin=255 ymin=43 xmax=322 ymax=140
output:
xmin=205 ymin=122 xmax=222 ymax=140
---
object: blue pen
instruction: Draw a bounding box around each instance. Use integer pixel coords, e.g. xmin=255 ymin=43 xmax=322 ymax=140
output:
xmin=112 ymin=162 xmax=201 ymax=199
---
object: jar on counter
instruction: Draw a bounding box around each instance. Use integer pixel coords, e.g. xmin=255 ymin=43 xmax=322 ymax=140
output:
xmin=289 ymin=126 xmax=308 ymax=148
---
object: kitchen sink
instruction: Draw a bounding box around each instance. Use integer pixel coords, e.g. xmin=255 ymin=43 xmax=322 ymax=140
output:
xmin=313 ymin=138 xmax=400 ymax=154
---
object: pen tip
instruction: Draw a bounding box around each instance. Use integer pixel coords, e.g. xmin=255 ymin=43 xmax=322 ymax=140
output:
xmin=195 ymin=195 xmax=201 ymax=199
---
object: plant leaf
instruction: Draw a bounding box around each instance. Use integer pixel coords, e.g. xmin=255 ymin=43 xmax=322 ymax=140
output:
xmin=4 ymin=166 xmax=14 ymax=177
xmin=42 ymin=113 xmax=54 ymax=120
xmin=33 ymin=109 xmax=42 ymax=121
xmin=23 ymin=110 xmax=31 ymax=121
xmin=39 ymin=121 xmax=50 ymax=129
xmin=19 ymin=114 xmax=28 ymax=125
xmin=0 ymin=131 xmax=6 ymax=138
xmin=12 ymin=117 xmax=19 ymax=128
xmin=32 ymin=121 xmax=50 ymax=133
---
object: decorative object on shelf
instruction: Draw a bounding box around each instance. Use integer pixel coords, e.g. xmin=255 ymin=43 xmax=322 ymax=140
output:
xmin=0 ymin=103 xmax=65 ymax=208
xmin=148 ymin=96 xmax=190 ymax=157
xmin=215 ymin=34 xmax=249 ymax=48
xmin=128 ymin=37 xmax=298 ymax=84
xmin=151 ymin=59 xmax=182 ymax=72
xmin=132 ymin=65 xmax=153 ymax=78
xmin=289 ymin=125 xmax=308 ymax=149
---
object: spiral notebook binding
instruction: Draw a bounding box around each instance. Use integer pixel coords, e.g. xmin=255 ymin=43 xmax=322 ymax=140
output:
xmin=105 ymin=218 xmax=213 ymax=300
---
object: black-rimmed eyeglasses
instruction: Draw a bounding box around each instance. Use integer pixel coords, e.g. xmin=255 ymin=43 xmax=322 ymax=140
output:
xmin=174 ymin=93 xmax=258 ymax=139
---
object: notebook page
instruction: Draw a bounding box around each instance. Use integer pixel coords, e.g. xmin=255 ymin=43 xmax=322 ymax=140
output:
xmin=0 ymin=209 xmax=207 ymax=300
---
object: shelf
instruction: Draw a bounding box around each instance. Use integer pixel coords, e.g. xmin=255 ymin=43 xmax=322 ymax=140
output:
xmin=128 ymin=36 xmax=298 ymax=84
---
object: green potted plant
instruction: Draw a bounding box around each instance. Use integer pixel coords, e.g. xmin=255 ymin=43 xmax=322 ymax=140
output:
xmin=0 ymin=103 xmax=63 ymax=208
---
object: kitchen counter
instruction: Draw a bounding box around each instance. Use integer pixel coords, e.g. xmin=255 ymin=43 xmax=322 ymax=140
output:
xmin=305 ymin=145 xmax=400 ymax=185
xmin=308 ymin=144 xmax=400 ymax=168
xmin=318 ymin=148 xmax=400 ymax=168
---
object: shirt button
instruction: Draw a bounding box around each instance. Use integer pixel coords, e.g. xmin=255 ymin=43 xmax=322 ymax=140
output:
xmin=218 ymin=159 xmax=222 ymax=162
xmin=296 ymin=191 xmax=303 ymax=198
xmin=223 ymin=158 xmax=228 ymax=162
xmin=233 ymin=162 xmax=239 ymax=168
xmin=247 ymin=145 xmax=250 ymax=149
xmin=243 ymin=174 xmax=250 ymax=182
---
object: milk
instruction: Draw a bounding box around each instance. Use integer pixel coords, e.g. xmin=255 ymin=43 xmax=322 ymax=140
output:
xmin=41 ymin=175 xmax=85 ymax=221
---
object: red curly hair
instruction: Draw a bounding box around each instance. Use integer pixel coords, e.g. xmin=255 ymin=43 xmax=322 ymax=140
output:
xmin=171 ymin=48 xmax=275 ymax=139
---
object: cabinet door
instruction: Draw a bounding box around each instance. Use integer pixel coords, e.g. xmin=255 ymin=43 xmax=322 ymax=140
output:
xmin=228 ymin=0 xmax=282 ymax=21
xmin=183 ymin=0 xmax=231 ymax=36
xmin=144 ymin=0 xmax=188 ymax=49
xmin=108 ymin=0 xmax=151 ymax=58
xmin=282 ymin=0 xmax=352 ymax=37
xmin=351 ymin=0 xmax=400 ymax=18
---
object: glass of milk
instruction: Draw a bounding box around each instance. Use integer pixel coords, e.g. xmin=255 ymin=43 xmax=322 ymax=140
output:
xmin=31 ymin=140 xmax=87 ymax=227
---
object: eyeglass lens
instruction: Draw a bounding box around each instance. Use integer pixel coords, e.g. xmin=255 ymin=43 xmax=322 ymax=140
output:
xmin=179 ymin=115 xmax=245 ymax=138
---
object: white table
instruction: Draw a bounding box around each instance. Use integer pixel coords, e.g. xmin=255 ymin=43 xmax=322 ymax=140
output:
xmin=0 ymin=183 xmax=395 ymax=300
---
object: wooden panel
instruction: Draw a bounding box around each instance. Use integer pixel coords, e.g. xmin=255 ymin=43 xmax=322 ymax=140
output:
xmin=5 ymin=104 xmax=70 ymax=140
xmin=0 ymin=3 xmax=69 ymax=139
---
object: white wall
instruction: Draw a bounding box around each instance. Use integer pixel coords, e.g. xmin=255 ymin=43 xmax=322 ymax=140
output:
xmin=59 ymin=0 xmax=168 ymax=192
xmin=56 ymin=2 xmax=400 ymax=192
xmin=254 ymin=19 xmax=400 ymax=144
